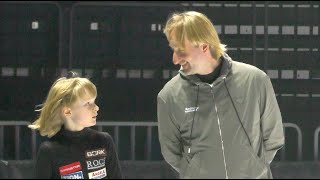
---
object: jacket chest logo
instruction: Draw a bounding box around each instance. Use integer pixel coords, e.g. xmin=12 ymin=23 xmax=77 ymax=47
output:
xmin=185 ymin=107 xmax=199 ymax=113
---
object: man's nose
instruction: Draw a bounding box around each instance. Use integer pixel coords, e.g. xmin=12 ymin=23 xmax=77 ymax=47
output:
xmin=172 ymin=53 xmax=182 ymax=65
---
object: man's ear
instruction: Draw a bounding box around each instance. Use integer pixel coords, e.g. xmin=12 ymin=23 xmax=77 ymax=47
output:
xmin=62 ymin=106 xmax=72 ymax=118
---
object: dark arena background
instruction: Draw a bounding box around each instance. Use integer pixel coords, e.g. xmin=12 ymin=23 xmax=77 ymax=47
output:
xmin=0 ymin=1 xmax=319 ymax=178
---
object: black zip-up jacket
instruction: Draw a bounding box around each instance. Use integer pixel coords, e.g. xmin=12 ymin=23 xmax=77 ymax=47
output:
xmin=34 ymin=127 xmax=122 ymax=179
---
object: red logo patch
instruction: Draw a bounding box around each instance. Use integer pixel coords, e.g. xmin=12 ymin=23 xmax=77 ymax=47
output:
xmin=59 ymin=161 xmax=82 ymax=176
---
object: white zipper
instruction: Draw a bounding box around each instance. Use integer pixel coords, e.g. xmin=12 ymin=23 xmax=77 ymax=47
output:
xmin=211 ymin=87 xmax=229 ymax=179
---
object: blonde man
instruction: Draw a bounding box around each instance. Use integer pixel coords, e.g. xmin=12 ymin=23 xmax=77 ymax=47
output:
xmin=29 ymin=72 xmax=122 ymax=179
xmin=157 ymin=11 xmax=284 ymax=178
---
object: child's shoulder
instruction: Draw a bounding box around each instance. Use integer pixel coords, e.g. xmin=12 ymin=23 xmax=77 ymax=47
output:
xmin=87 ymin=128 xmax=113 ymax=140
xmin=38 ymin=140 xmax=61 ymax=153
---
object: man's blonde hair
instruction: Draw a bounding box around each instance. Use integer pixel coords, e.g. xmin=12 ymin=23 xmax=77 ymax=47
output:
xmin=28 ymin=77 xmax=97 ymax=138
xmin=163 ymin=11 xmax=227 ymax=60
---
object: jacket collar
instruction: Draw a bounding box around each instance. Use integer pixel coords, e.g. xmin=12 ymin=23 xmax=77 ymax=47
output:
xmin=179 ymin=53 xmax=233 ymax=86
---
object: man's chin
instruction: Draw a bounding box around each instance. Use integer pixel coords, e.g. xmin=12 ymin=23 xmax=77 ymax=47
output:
xmin=179 ymin=66 xmax=195 ymax=75
xmin=182 ymin=70 xmax=195 ymax=76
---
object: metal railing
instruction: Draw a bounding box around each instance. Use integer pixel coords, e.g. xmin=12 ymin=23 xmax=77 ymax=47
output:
xmin=0 ymin=121 xmax=303 ymax=161
xmin=0 ymin=121 xmax=158 ymax=160
xmin=0 ymin=121 xmax=37 ymax=160
xmin=280 ymin=122 xmax=303 ymax=161
xmin=314 ymin=127 xmax=320 ymax=161
xmin=96 ymin=121 xmax=158 ymax=161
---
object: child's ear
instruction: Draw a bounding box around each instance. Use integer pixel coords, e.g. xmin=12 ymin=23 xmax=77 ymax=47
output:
xmin=62 ymin=106 xmax=72 ymax=118
xmin=202 ymin=43 xmax=209 ymax=52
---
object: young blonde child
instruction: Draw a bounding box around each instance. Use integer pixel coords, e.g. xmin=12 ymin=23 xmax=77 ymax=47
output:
xmin=29 ymin=71 xmax=122 ymax=179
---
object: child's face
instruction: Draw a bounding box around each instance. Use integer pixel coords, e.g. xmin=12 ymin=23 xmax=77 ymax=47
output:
xmin=67 ymin=94 xmax=99 ymax=131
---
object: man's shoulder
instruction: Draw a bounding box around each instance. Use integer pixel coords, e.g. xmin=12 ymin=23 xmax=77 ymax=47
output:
xmin=158 ymin=74 xmax=181 ymax=98
xmin=231 ymin=60 xmax=267 ymax=79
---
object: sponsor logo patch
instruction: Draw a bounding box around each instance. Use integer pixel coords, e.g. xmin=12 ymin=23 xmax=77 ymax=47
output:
xmin=61 ymin=171 xmax=84 ymax=179
xmin=86 ymin=158 xmax=106 ymax=170
xmin=59 ymin=161 xmax=82 ymax=176
xmin=88 ymin=168 xmax=107 ymax=179
xmin=85 ymin=148 xmax=107 ymax=158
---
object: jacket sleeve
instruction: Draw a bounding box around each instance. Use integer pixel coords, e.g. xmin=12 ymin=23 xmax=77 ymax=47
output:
xmin=157 ymin=95 xmax=182 ymax=173
xmin=34 ymin=142 xmax=52 ymax=179
xmin=105 ymin=134 xmax=123 ymax=179
xmin=259 ymin=74 xmax=285 ymax=164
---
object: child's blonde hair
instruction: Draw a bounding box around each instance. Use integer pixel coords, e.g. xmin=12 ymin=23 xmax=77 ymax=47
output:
xmin=28 ymin=72 xmax=97 ymax=137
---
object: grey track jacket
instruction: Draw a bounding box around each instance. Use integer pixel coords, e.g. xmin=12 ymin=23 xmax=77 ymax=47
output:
xmin=157 ymin=54 xmax=285 ymax=178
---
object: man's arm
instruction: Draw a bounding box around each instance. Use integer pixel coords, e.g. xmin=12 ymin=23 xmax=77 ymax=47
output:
xmin=157 ymin=95 xmax=182 ymax=173
xmin=259 ymin=74 xmax=285 ymax=164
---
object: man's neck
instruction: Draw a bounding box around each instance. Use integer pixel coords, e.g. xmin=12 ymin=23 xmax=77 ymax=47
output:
xmin=196 ymin=58 xmax=223 ymax=84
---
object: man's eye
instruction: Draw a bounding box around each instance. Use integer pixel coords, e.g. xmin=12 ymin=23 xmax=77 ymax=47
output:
xmin=176 ymin=51 xmax=186 ymax=56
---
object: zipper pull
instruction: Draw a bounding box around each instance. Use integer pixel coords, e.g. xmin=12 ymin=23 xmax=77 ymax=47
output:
xmin=188 ymin=148 xmax=191 ymax=153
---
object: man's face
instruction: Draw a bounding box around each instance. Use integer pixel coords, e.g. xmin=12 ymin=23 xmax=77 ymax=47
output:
xmin=168 ymin=31 xmax=207 ymax=75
